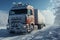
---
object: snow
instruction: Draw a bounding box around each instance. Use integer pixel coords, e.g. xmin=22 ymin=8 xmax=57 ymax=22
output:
xmin=27 ymin=26 xmax=60 ymax=40
xmin=0 ymin=11 xmax=8 ymax=26
xmin=0 ymin=26 xmax=25 ymax=40
xmin=0 ymin=26 xmax=39 ymax=40
xmin=0 ymin=24 xmax=60 ymax=40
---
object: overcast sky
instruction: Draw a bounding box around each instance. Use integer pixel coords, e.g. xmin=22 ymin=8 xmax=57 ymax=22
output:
xmin=0 ymin=0 xmax=50 ymax=11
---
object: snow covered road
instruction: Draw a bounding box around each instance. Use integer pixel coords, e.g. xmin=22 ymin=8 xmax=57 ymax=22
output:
xmin=0 ymin=25 xmax=60 ymax=40
xmin=27 ymin=25 xmax=60 ymax=40
xmin=0 ymin=26 xmax=26 ymax=40
xmin=0 ymin=26 xmax=39 ymax=40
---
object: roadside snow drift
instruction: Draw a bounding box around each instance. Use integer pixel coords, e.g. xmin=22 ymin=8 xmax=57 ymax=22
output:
xmin=0 ymin=10 xmax=8 ymax=26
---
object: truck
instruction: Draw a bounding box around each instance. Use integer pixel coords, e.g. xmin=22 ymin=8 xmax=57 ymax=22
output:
xmin=7 ymin=3 xmax=45 ymax=33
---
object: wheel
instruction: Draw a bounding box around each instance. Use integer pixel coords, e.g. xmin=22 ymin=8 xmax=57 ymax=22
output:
xmin=30 ymin=24 xmax=34 ymax=31
xmin=38 ymin=24 xmax=41 ymax=29
xmin=41 ymin=25 xmax=44 ymax=28
xmin=31 ymin=24 xmax=35 ymax=30
xmin=26 ymin=24 xmax=34 ymax=33
xmin=43 ymin=24 xmax=46 ymax=26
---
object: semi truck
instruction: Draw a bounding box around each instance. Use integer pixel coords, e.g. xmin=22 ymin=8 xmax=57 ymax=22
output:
xmin=7 ymin=3 xmax=45 ymax=33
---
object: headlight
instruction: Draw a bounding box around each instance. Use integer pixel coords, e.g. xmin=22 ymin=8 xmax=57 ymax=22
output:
xmin=24 ymin=26 xmax=26 ymax=28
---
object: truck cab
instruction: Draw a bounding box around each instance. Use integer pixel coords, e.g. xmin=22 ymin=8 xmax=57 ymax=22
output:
xmin=7 ymin=3 xmax=35 ymax=33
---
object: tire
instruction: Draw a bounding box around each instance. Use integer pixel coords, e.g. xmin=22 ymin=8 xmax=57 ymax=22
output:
xmin=27 ymin=24 xmax=34 ymax=33
xmin=41 ymin=25 xmax=44 ymax=28
xmin=38 ymin=24 xmax=41 ymax=29
xmin=43 ymin=24 xmax=46 ymax=26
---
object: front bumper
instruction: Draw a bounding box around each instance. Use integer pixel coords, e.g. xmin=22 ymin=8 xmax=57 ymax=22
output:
xmin=7 ymin=25 xmax=27 ymax=33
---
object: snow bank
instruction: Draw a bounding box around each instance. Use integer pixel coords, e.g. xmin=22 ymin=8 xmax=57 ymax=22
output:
xmin=50 ymin=0 xmax=60 ymax=26
xmin=0 ymin=10 xmax=8 ymax=26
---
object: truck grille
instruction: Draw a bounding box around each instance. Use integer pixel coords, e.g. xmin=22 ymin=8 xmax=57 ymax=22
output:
xmin=11 ymin=19 xmax=26 ymax=24
xmin=9 ymin=15 xmax=27 ymax=27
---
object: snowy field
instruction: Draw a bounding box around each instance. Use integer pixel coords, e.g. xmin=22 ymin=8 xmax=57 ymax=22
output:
xmin=0 ymin=25 xmax=60 ymax=40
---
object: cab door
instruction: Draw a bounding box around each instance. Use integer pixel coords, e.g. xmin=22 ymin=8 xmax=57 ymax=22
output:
xmin=27 ymin=9 xmax=34 ymax=24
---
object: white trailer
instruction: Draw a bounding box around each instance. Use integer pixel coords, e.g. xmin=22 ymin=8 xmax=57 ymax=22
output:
xmin=34 ymin=9 xmax=45 ymax=29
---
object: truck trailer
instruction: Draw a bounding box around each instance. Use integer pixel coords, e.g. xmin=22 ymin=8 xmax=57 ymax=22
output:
xmin=7 ymin=3 xmax=45 ymax=33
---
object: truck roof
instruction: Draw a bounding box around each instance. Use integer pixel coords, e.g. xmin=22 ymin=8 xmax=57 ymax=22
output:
xmin=11 ymin=3 xmax=33 ymax=10
xmin=11 ymin=4 xmax=28 ymax=10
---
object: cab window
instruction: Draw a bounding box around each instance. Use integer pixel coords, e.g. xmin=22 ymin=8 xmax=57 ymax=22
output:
xmin=28 ymin=9 xmax=32 ymax=15
xmin=9 ymin=9 xmax=27 ymax=15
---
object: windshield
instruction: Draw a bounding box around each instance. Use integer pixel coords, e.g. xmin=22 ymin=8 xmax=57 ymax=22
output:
xmin=9 ymin=9 xmax=27 ymax=15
